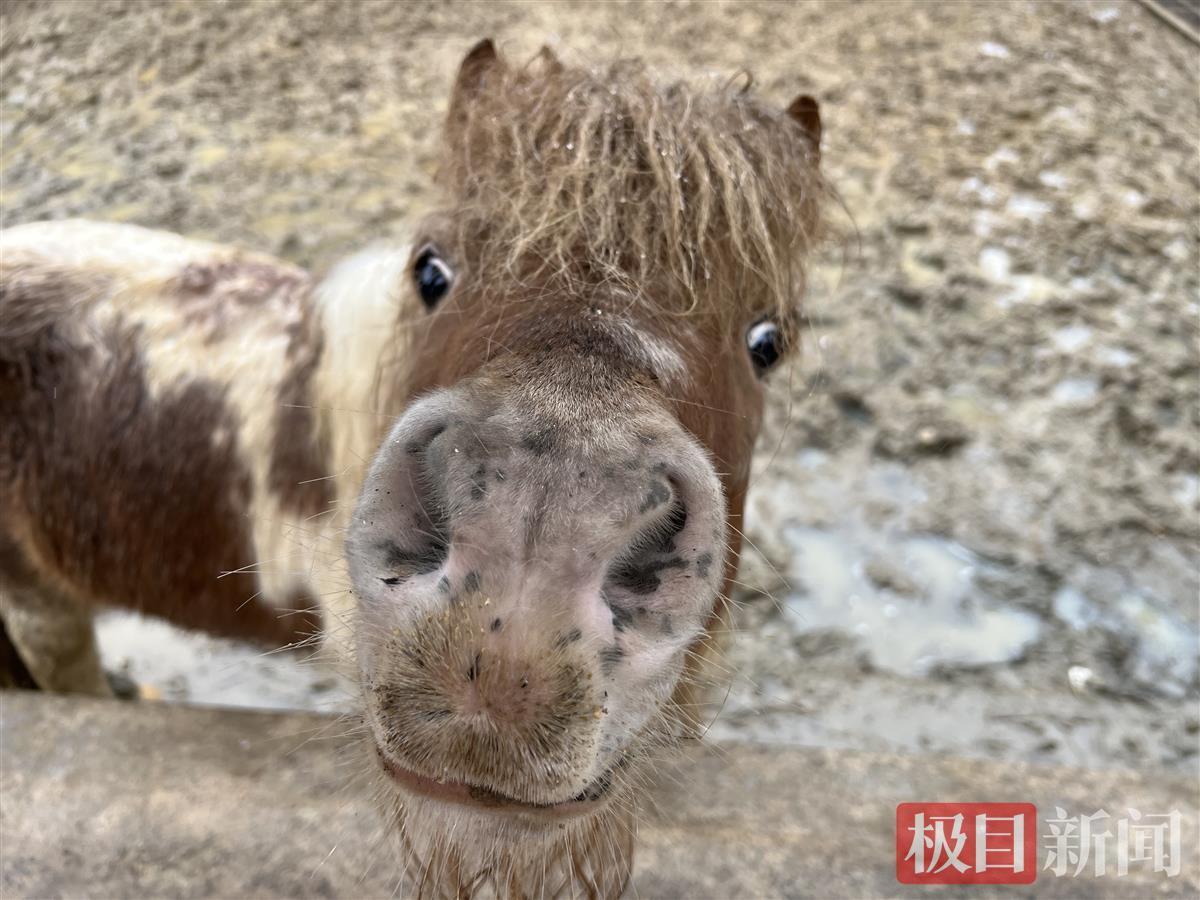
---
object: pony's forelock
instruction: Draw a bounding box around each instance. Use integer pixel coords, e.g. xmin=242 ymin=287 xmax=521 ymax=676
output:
xmin=437 ymin=51 xmax=828 ymax=335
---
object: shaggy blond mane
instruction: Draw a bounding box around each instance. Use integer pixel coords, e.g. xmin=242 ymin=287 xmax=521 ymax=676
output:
xmin=439 ymin=46 xmax=827 ymax=334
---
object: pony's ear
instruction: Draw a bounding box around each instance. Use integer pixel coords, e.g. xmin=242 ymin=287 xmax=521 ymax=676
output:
xmin=454 ymin=39 xmax=503 ymax=99
xmin=786 ymin=94 xmax=822 ymax=160
xmin=448 ymin=39 xmax=504 ymax=138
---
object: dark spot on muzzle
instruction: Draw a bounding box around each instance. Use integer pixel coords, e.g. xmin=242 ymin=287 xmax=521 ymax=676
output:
xmin=521 ymin=427 xmax=557 ymax=456
xmin=470 ymin=464 xmax=488 ymax=500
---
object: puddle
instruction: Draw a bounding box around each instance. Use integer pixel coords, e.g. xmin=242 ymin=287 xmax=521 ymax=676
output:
xmin=1053 ymin=584 xmax=1199 ymax=699
xmin=780 ymin=526 xmax=1042 ymax=676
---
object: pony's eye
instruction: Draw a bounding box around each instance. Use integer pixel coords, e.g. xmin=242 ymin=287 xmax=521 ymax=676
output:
xmin=746 ymin=319 xmax=784 ymax=374
xmin=413 ymin=248 xmax=453 ymax=309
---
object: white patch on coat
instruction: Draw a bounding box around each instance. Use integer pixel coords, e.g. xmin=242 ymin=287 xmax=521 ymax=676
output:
xmin=309 ymin=243 xmax=416 ymax=652
xmin=311 ymin=243 xmax=413 ymax=511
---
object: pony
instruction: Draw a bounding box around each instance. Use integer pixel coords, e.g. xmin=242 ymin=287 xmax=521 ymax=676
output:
xmin=0 ymin=40 xmax=825 ymax=898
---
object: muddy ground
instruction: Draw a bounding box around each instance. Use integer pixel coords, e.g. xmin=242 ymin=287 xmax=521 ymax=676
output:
xmin=2 ymin=1 xmax=1197 ymax=775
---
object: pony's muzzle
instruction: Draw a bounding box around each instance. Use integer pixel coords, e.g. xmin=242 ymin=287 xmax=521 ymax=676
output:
xmin=348 ymin=386 xmax=727 ymax=804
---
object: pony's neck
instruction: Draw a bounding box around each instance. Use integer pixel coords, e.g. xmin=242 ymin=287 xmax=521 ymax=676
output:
xmin=311 ymin=243 xmax=411 ymax=522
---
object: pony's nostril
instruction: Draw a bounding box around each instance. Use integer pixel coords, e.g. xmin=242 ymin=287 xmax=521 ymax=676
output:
xmin=376 ymin=534 xmax=447 ymax=582
xmin=638 ymin=478 xmax=674 ymax=515
xmin=606 ymin=497 xmax=689 ymax=597
xmin=404 ymin=419 xmax=447 ymax=457
xmin=370 ymin=418 xmax=454 ymax=586
xmin=653 ymin=496 xmax=688 ymax=552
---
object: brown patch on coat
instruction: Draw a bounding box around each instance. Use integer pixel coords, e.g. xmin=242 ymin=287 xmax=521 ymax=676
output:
xmin=0 ymin=263 xmax=309 ymax=646
xmin=269 ymin=293 xmax=334 ymax=518
xmin=1 ymin=262 xmax=102 ymax=507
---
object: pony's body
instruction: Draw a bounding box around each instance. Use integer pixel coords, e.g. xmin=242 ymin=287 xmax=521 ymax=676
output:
xmin=0 ymin=41 xmax=825 ymax=898
xmin=0 ymin=221 xmax=419 ymax=678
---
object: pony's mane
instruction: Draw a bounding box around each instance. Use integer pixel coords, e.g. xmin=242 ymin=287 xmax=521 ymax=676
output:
xmin=439 ymin=51 xmax=828 ymax=333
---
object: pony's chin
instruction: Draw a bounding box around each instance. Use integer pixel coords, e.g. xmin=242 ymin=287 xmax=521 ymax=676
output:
xmin=375 ymin=754 xmax=636 ymax=900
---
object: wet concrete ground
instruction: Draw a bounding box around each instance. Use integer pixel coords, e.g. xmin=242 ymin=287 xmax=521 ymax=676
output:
xmin=2 ymin=0 xmax=1197 ymax=774
xmin=4 ymin=693 xmax=1198 ymax=898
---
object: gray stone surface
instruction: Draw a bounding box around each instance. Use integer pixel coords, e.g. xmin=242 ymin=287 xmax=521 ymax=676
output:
xmin=2 ymin=692 xmax=1197 ymax=898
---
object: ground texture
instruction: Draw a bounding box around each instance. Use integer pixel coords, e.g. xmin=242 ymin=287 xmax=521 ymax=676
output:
xmin=1 ymin=0 xmax=1197 ymax=776
xmin=3 ymin=694 xmax=1198 ymax=898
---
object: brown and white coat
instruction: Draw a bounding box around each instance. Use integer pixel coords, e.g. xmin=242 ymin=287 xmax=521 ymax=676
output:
xmin=0 ymin=40 xmax=826 ymax=899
